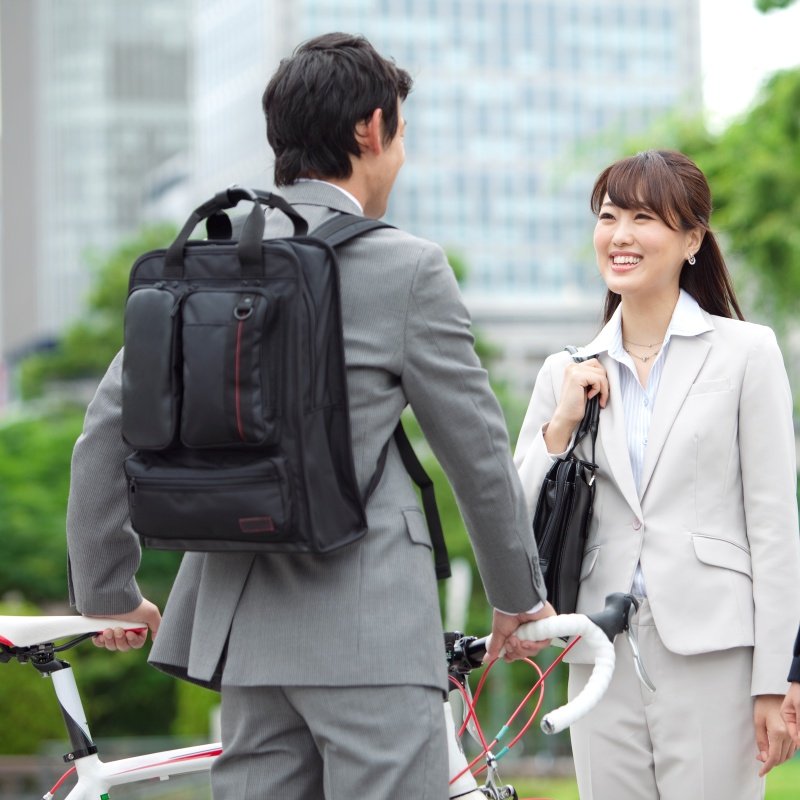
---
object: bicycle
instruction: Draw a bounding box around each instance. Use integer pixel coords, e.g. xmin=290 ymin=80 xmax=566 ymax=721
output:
xmin=0 ymin=593 xmax=654 ymax=799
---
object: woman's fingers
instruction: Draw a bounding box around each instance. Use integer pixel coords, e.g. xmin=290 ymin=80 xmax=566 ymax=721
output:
xmin=563 ymin=360 xmax=609 ymax=411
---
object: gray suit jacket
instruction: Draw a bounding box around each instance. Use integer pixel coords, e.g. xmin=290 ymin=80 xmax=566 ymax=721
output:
xmin=67 ymin=181 xmax=545 ymax=692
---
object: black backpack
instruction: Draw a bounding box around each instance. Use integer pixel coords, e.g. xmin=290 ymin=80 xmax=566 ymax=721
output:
xmin=121 ymin=187 xmax=450 ymax=577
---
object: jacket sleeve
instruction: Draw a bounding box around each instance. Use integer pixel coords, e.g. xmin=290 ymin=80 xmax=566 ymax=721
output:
xmin=399 ymin=242 xmax=546 ymax=613
xmin=790 ymin=624 xmax=800 ymax=683
xmin=739 ymin=326 xmax=800 ymax=695
xmin=66 ymin=350 xmax=143 ymax=615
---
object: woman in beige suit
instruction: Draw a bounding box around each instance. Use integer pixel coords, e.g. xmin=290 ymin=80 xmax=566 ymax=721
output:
xmin=514 ymin=150 xmax=800 ymax=798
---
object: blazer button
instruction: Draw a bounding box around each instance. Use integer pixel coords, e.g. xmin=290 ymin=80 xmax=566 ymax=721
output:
xmin=632 ymin=519 xmax=642 ymax=531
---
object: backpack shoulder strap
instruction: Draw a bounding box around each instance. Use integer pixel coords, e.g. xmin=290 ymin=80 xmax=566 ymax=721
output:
xmin=311 ymin=213 xmax=395 ymax=248
xmin=315 ymin=213 xmax=450 ymax=580
xmin=393 ymin=423 xmax=451 ymax=580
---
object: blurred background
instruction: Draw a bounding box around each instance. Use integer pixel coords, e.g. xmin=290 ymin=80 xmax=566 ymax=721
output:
xmin=0 ymin=1 xmax=798 ymax=798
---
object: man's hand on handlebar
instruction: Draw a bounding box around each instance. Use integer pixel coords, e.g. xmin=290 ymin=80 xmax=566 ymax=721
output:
xmin=88 ymin=598 xmax=161 ymax=652
xmin=486 ymin=601 xmax=557 ymax=663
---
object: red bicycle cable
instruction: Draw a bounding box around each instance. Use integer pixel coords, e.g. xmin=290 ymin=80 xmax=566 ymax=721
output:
xmin=449 ymin=636 xmax=583 ymax=786
xmin=46 ymin=765 xmax=76 ymax=797
xmin=469 ymin=656 xmax=546 ymax=779
xmin=493 ymin=635 xmax=582 ymax=757
xmin=448 ymin=656 xmax=544 ymax=784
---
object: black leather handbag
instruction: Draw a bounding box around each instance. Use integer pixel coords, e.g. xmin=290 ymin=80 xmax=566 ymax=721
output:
xmin=532 ymin=347 xmax=600 ymax=613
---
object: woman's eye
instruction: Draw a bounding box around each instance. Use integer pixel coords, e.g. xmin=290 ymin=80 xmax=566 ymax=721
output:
xmin=598 ymin=212 xmax=614 ymax=220
xmin=634 ymin=212 xmax=654 ymax=220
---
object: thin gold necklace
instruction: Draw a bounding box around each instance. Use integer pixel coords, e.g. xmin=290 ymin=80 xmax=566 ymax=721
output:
xmin=624 ymin=346 xmax=660 ymax=364
xmin=623 ymin=338 xmax=664 ymax=348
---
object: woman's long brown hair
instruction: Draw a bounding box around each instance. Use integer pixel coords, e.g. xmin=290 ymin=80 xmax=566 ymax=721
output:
xmin=591 ymin=150 xmax=744 ymax=323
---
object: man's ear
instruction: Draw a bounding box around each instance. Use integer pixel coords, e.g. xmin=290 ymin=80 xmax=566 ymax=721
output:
xmin=354 ymin=108 xmax=385 ymax=156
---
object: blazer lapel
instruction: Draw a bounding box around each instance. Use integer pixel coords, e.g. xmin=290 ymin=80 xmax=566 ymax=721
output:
xmin=598 ymin=352 xmax=643 ymax=519
xmin=580 ymin=319 xmax=642 ymax=519
xmin=639 ymin=335 xmax=711 ymax=497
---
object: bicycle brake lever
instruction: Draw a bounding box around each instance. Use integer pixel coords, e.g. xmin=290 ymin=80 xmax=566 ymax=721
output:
xmin=588 ymin=594 xmax=656 ymax=693
xmin=624 ymin=607 xmax=656 ymax=693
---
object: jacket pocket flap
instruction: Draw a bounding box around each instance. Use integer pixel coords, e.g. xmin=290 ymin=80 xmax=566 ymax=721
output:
xmin=687 ymin=378 xmax=731 ymax=396
xmin=402 ymin=508 xmax=431 ymax=549
xmin=692 ymin=535 xmax=752 ymax=577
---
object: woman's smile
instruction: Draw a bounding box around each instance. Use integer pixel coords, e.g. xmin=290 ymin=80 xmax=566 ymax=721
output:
xmin=609 ymin=251 xmax=643 ymax=272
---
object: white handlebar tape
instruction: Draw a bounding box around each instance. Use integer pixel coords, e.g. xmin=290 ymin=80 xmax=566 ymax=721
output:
xmin=494 ymin=614 xmax=616 ymax=735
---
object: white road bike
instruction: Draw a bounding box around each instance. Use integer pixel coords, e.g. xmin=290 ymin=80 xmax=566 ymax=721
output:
xmin=0 ymin=593 xmax=653 ymax=800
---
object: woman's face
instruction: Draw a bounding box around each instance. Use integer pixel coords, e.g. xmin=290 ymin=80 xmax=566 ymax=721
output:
xmin=593 ymin=194 xmax=701 ymax=303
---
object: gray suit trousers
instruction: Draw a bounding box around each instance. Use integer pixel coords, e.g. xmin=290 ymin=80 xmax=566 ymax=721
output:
xmin=211 ymin=683 xmax=448 ymax=800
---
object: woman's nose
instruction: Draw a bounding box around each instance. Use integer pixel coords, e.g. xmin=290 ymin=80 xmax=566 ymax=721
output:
xmin=611 ymin=221 xmax=634 ymax=246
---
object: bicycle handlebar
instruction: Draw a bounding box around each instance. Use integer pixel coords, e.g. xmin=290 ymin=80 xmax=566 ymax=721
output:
xmin=5 ymin=596 xmax=641 ymax=738
xmin=448 ymin=593 xmax=642 ymax=735
xmin=509 ymin=612 xmax=616 ymax=734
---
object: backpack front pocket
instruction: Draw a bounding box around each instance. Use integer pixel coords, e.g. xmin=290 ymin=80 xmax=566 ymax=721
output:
xmin=122 ymin=285 xmax=181 ymax=450
xmin=180 ymin=289 xmax=279 ymax=448
xmin=125 ymin=453 xmax=293 ymax=551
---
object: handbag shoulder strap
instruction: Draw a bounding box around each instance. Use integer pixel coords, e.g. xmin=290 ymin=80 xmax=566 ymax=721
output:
xmin=564 ymin=346 xmax=600 ymax=462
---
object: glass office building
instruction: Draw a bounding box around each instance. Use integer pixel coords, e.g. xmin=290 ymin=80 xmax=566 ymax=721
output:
xmin=0 ymin=0 xmax=191 ymax=360
xmin=192 ymin=0 xmax=701 ymax=303
xmin=0 ymin=0 xmax=701 ymax=398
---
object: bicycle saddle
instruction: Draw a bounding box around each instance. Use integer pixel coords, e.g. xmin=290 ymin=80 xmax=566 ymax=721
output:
xmin=0 ymin=616 xmax=147 ymax=648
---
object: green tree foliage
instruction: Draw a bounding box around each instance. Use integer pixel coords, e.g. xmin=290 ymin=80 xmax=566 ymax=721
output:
xmin=172 ymin=680 xmax=220 ymax=738
xmin=678 ymin=69 xmax=800 ymax=322
xmin=0 ymin=413 xmax=85 ymax=603
xmin=0 ymin=417 xmax=185 ymax=746
xmin=756 ymin=0 xmax=796 ymax=10
xmin=0 ymin=412 xmax=184 ymax=609
xmin=0 ymin=598 xmax=181 ymax=753
xmin=19 ymin=224 xmax=176 ymax=399
xmin=0 ymin=226 xmax=190 ymax=754
xmin=67 ymin=643 xmax=179 ymax=739
xmin=0 ymin=600 xmax=62 ymax=755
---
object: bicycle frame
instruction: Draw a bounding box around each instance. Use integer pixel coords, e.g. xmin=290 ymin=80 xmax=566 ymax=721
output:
xmin=1 ymin=593 xmax=648 ymax=800
xmin=3 ymin=615 xmax=518 ymax=800
xmin=57 ymin=745 xmax=220 ymax=800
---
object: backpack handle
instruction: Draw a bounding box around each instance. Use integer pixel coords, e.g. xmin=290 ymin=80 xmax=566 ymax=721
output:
xmin=164 ymin=186 xmax=309 ymax=279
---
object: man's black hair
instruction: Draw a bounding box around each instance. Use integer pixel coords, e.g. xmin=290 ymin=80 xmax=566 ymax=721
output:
xmin=263 ymin=32 xmax=412 ymax=186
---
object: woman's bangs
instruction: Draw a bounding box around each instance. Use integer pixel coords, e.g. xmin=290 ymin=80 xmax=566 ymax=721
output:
xmin=602 ymin=155 xmax=682 ymax=229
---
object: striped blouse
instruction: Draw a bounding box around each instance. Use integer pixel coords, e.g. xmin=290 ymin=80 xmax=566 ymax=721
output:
xmin=605 ymin=290 xmax=713 ymax=597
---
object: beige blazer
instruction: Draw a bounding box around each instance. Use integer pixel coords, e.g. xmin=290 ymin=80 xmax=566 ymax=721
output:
xmin=515 ymin=306 xmax=800 ymax=695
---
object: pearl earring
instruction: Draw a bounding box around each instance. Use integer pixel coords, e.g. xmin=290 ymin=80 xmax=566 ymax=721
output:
xmin=687 ymin=253 xmax=696 ymax=265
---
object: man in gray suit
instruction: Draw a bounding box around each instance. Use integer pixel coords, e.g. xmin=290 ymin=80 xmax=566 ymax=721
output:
xmin=67 ymin=33 xmax=553 ymax=799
